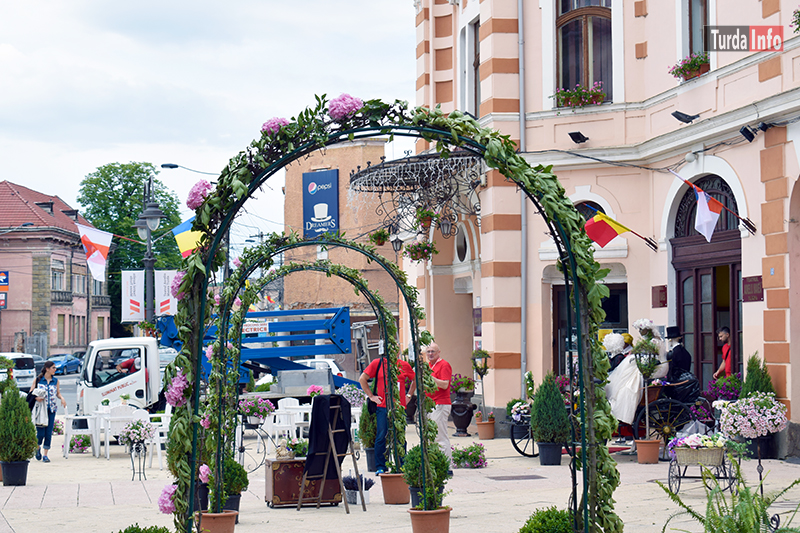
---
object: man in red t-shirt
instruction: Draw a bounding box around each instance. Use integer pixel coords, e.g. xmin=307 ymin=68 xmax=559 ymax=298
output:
xmin=424 ymin=343 xmax=452 ymax=466
xmin=713 ymin=326 xmax=732 ymax=380
xmin=358 ymin=355 xmax=415 ymax=474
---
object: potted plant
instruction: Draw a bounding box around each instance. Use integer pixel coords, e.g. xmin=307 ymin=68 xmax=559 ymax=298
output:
xmin=450 ymin=373 xmax=476 ymax=436
xmin=472 ymin=349 xmax=494 ymax=439
xmin=402 ymin=443 xmax=449 ymax=509
xmin=342 ymin=474 xmax=375 ymax=505
xmin=207 ymin=455 xmax=249 ymax=524
xmin=415 ymin=207 xmax=440 ymax=230
xmin=551 ymin=81 xmax=606 ymax=109
xmin=720 ymin=391 xmax=787 ymax=462
xmin=286 ymin=437 xmax=308 ymax=458
xmin=403 ymin=240 xmax=438 ymax=262
xmin=632 ymin=318 xmax=662 ymax=463
xmin=0 ymin=383 xmax=39 ymax=486
xmin=451 ymin=442 xmax=487 ymax=469
xmin=668 ymin=52 xmax=710 ymax=81
xmin=519 ymin=506 xmax=574 ymax=533
xmin=120 ymin=393 xmax=131 ymax=405
xmin=369 ymin=227 xmax=390 ymax=247
xmin=530 ymin=373 xmax=570 ymax=465
xmin=358 ymin=402 xmax=377 ymax=471
xmin=238 ymin=396 xmax=275 ymax=425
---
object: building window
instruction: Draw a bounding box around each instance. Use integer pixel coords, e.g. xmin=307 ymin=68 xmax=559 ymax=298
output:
xmin=73 ymin=274 xmax=86 ymax=295
xmin=97 ymin=317 xmax=104 ymax=340
xmin=57 ymin=314 xmax=65 ymax=345
xmin=557 ymin=0 xmax=612 ymax=102
xmin=471 ymin=21 xmax=481 ymax=115
xmin=575 ymin=201 xmax=605 ymax=221
xmin=52 ymin=260 xmax=65 ymax=291
xmin=94 ymin=280 xmax=103 ymax=295
xmin=689 ymin=0 xmax=707 ymax=55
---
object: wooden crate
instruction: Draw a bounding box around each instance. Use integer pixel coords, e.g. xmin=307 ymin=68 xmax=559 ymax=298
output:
xmin=264 ymin=458 xmax=342 ymax=508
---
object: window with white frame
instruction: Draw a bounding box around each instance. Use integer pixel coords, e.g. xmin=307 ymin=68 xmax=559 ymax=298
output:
xmin=689 ymin=0 xmax=708 ymax=55
xmin=557 ymin=0 xmax=612 ymax=101
xmin=52 ymin=259 xmax=65 ymax=291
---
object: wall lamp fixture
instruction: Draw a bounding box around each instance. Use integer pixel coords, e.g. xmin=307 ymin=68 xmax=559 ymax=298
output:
xmin=672 ymin=111 xmax=700 ymax=124
xmin=569 ymin=131 xmax=589 ymax=144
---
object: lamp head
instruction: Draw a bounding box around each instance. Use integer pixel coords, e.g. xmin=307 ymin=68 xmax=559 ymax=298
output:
xmin=133 ymin=218 xmax=149 ymax=240
xmin=568 ymin=131 xmax=589 ymax=144
xmin=142 ymin=201 xmax=165 ymax=231
xmin=740 ymin=125 xmax=756 ymax=143
xmin=671 ymin=111 xmax=700 ymax=124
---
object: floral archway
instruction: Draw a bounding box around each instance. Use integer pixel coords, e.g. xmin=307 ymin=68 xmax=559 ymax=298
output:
xmin=163 ymin=94 xmax=620 ymax=533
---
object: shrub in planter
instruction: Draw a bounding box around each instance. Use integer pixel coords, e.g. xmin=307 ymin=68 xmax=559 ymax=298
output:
xmin=359 ymin=402 xmax=377 ymax=448
xmin=518 ymin=506 xmax=573 ymax=533
xmin=451 ymin=442 xmax=487 ymax=469
xmin=115 ymin=525 xmax=172 ymax=533
xmin=402 ymin=443 xmax=449 ymax=509
xmin=530 ymin=373 xmax=569 ymax=443
xmin=0 ymin=383 xmax=38 ymax=463
xmin=208 ymin=455 xmax=249 ymax=509
xmin=740 ymin=352 xmax=775 ymax=398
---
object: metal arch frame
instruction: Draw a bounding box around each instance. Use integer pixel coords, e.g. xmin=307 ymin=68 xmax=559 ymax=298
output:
xmin=187 ymin=124 xmax=591 ymax=531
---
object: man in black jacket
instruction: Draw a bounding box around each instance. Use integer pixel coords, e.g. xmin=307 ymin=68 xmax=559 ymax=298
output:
xmin=665 ymin=326 xmax=692 ymax=382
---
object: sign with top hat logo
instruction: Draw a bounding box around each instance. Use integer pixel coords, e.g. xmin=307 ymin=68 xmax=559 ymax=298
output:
xmin=302 ymin=170 xmax=339 ymax=238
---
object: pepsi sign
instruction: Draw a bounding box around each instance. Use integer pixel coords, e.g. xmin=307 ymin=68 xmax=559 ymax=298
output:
xmin=303 ymin=170 xmax=339 ymax=238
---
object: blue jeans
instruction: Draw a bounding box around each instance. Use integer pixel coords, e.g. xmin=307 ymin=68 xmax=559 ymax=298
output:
xmin=36 ymin=409 xmax=56 ymax=450
xmin=375 ymin=406 xmax=388 ymax=471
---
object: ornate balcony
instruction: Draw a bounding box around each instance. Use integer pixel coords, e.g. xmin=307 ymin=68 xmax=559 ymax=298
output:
xmin=51 ymin=290 xmax=73 ymax=304
xmin=92 ymin=295 xmax=111 ymax=308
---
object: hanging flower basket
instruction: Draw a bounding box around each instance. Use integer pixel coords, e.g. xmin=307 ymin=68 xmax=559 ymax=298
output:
xmin=369 ymin=228 xmax=390 ymax=247
xmin=668 ymin=52 xmax=710 ymax=81
xmin=403 ymin=240 xmax=438 ymax=263
xmin=415 ymin=207 xmax=440 ymax=230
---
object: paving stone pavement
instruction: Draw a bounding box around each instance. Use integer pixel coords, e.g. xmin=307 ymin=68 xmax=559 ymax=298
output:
xmin=1 ymin=418 xmax=799 ymax=532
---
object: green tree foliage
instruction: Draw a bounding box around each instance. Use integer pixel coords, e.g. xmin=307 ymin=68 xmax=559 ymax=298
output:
xmin=358 ymin=402 xmax=377 ymax=448
xmin=740 ymin=352 xmax=776 ymax=398
xmin=0 ymin=383 xmax=39 ymax=462
xmin=519 ymin=507 xmax=574 ymax=533
xmin=531 ymin=373 xmax=570 ymax=443
xmin=77 ymin=162 xmax=183 ymax=336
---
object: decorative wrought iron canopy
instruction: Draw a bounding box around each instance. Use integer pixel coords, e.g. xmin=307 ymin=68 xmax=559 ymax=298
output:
xmin=349 ymin=151 xmax=482 ymax=238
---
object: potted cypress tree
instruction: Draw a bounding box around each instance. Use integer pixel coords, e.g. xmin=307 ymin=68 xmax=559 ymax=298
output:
xmin=402 ymin=443 xmax=449 ymax=508
xmin=358 ymin=402 xmax=377 ymax=471
xmin=530 ymin=373 xmax=570 ymax=466
xmin=0 ymin=383 xmax=39 ymax=485
xmin=739 ymin=352 xmax=778 ymax=459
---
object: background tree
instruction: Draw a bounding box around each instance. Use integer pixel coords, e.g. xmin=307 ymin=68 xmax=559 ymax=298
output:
xmin=78 ymin=162 xmax=183 ymax=337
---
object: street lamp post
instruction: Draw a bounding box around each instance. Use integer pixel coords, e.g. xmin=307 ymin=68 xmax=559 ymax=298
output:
xmin=133 ymin=175 xmax=165 ymax=323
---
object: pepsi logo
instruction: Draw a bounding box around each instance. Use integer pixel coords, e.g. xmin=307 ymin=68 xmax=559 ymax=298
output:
xmin=308 ymin=182 xmax=332 ymax=194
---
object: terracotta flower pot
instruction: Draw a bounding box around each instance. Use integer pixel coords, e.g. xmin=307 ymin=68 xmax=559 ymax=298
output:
xmin=379 ymin=473 xmax=410 ymax=505
xmin=476 ymin=420 xmax=495 ymax=440
xmin=681 ymin=62 xmax=710 ymax=81
xmin=635 ymin=439 xmax=661 ymax=464
xmin=195 ymin=509 xmax=237 ymax=533
xmin=409 ymin=506 xmax=451 ymax=533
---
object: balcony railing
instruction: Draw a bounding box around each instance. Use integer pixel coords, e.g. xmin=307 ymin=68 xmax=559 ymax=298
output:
xmin=92 ymin=295 xmax=111 ymax=308
xmin=51 ymin=290 xmax=73 ymax=304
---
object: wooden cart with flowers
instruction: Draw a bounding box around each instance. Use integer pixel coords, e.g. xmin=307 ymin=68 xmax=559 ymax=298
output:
xmin=666 ymin=433 xmax=735 ymax=494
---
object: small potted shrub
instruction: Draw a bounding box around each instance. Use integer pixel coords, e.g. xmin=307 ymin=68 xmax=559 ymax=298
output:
xmin=358 ymin=402 xmax=377 ymax=471
xmin=402 ymin=444 xmax=449 ymax=509
xmin=530 ymin=373 xmax=570 ymax=465
xmin=369 ymin=227 xmax=390 ymax=247
xmin=343 ymin=474 xmax=375 ymax=505
xmin=208 ymin=455 xmax=249 ymax=523
xmin=518 ymin=506 xmax=574 ymax=533
xmin=0 ymin=383 xmax=39 ymax=485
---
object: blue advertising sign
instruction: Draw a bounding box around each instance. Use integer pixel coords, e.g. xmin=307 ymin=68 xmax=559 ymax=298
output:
xmin=0 ymin=271 xmax=7 ymax=287
xmin=302 ymin=169 xmax=339 ymax=238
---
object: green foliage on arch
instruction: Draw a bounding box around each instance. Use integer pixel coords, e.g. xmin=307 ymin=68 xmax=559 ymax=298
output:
xmin=165 ymin=95 xmax=620 ymax=532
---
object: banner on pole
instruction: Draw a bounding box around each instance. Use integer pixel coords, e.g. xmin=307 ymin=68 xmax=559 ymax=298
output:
xmin=155 ymin=270 xmax=178 ymax=316
xmin=121 ymin=270 xmax=145 ymax=322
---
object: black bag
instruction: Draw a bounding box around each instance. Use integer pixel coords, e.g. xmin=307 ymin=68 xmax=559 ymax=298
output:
xmin=367 ymin=359 xmax=382 ymax=415
xmin=26 ymin=390 xmax=37 ymax=411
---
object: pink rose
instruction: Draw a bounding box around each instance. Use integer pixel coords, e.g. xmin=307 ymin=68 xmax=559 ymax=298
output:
xmin=328 ymin=93 xmax=363 ymax=121
xmin=187 ymin=180 xmax=213 ymax=210
xmin=261 ymin=117 xmax=289 ymax=135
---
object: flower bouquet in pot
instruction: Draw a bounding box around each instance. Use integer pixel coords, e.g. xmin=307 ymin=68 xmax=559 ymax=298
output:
xmin=632 ymin=318 xmax=663 ymax=463
xmin=719 ymin=391 xmax=787 ymax=460
xmin=343 ymin=474 xmax=375 ymax=505
xmin=238 ymin=396 xmax=275 ymax=425
xmin=368 ymin=227 xmax=390 ymax=247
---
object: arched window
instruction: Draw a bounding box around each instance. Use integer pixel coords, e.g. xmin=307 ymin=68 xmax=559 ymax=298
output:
xmin=674 ymin=175 xmax=739 ymax=238
xmin=557 ymin=0 xmax=612 ymax=101
xmin=574 ymin=200 xmax=605 ymax=222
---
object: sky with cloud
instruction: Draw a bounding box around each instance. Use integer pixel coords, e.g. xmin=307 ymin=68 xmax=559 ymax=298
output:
xmin=0 ymin=1 xmax=416 ymax=249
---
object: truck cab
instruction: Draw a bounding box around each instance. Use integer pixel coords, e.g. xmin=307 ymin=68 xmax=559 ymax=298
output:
xmin=77 ymin=337 xmax=162 ymax=414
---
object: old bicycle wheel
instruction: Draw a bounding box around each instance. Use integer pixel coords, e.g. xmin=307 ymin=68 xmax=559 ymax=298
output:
xmin=634 ymin=399 xmax=693 ymax=459
xmin=668 ymin=459 xmax=681 ymax=494
xmin=510 ymin=422 xmax=539 ymax=457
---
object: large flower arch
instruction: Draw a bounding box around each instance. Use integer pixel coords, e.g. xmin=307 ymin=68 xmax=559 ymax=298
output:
xmin=165 ymin=95 xmax=620 ymax=533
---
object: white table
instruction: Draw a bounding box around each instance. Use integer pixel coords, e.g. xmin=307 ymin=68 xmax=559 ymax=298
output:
xmin=94 ymin=411 xmax=137 ymax=460
xmin=63 ymin=413 xmax=101 ymax=458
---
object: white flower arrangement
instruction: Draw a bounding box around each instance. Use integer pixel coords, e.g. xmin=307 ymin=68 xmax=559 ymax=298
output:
xmin=603 ymin=333 xmax=625 ymax=355
xmin=633 ymin=318 xmax=658 ymax=339
xmin=118 ymin=419 xmax=156 ymax=446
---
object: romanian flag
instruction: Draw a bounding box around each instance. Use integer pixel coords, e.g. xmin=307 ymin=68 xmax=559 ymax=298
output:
xmin=584 ymin=212 xmax=631 ymax=248
xmin=76 ymin=224 xmax=114 ymax=280
xmin=693 ymin=184 xmax=724 ymax=242
xmin=172 ymin=217 xmax=203 ymax=258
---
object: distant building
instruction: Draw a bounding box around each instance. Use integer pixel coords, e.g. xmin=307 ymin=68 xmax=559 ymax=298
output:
xmin=0 ymin=181 xmax=110 ymax=356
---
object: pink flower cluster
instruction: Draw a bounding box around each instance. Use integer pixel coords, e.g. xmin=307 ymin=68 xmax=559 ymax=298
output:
xmin=204 ymin=345 xmax=215 ymax=361
xmin=165 ymin=369 xmax=189 ymax=407
xmin=307 ymin=384 xmax=324 ymax=397
xmin=158 ymin=484 xmax=177 ymax=514
xmin=200 ymin=414 xmax=211 ymax=429
xmin=186 ymin=180 xmax=212 ymax=210
xmin=719 ymin=392 xmax=788 ymax=439
xmin=261 ymin=117 xmax=289 ymax=135
xmin=328 ymin=93 xmax=363 ymax=121
xmin=233 ymin=257 xmax=242 ymax=268
xmin=170 ymin=271 xmax=186 ymax=301
xmin=199 ymin=464 xmax=210 ymax=484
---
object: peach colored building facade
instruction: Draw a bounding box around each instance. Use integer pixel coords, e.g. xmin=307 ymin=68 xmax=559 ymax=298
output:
xmin=411 ymin=0 xmax=800 ymax=451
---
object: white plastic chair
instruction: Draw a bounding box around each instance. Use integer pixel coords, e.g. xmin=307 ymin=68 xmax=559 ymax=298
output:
xmin=264 ymin=410 xmax=297 ymax=442
xmin=102 ymin=404 xmax=138 ymax=459
xmin=277 ymin=398 xmax=304 ymax=438
xmin=147 ymin=404 xmax=172 ymax=470
xmin=63 ymin=408 xmax=99 ymax=459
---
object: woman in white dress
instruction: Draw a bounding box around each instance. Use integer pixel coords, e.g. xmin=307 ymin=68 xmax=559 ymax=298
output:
xmin=604 ymin=333 xmax=642 ymax=426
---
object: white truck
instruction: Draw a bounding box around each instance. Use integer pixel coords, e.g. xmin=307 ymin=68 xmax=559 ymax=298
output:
xmin=77 ymin=337 xmax=163 ymax=415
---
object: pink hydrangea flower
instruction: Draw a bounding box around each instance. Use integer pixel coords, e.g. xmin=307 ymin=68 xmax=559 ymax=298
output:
xmin=226 ymin=342 xmax=234 ymax=350
xmin=234 ymin=296 xmax=242 ymax=308
xmin=328 ymin=93 xmax=363 ymax=121
xmin=165 ymin=369 xmax=189 ymax=407
xmin=200 ymin=415 xmax=211 ymax=429
xmin=214 ymin=294 xmax=221 ymax=306
xmin=261 ymin=117 xmax=289 ymax=135
xmin=170 ymin=271 xmax=186 ymax=301
xmin=186 ymin=180 xmax=212 ymax=210
xmin=158 ymin=484 xmax=177 ymax=514
xmin=199 ymin=464 xmax=211 ymax=484
xmin=233 ymin=257 xmax=242 ymax=268
xmin=204 ymin=345 xmax=214 ymax=361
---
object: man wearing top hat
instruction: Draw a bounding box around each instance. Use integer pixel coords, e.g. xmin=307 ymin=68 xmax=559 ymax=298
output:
xmin=665 ymin=326 xmax=692 ymax=382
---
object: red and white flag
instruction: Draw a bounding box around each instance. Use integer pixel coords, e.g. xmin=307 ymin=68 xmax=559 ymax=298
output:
xmin=693 ymin=184 xmax=724 ymax=242
xmin=76 ymin=224 xmax=113 ymax=280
